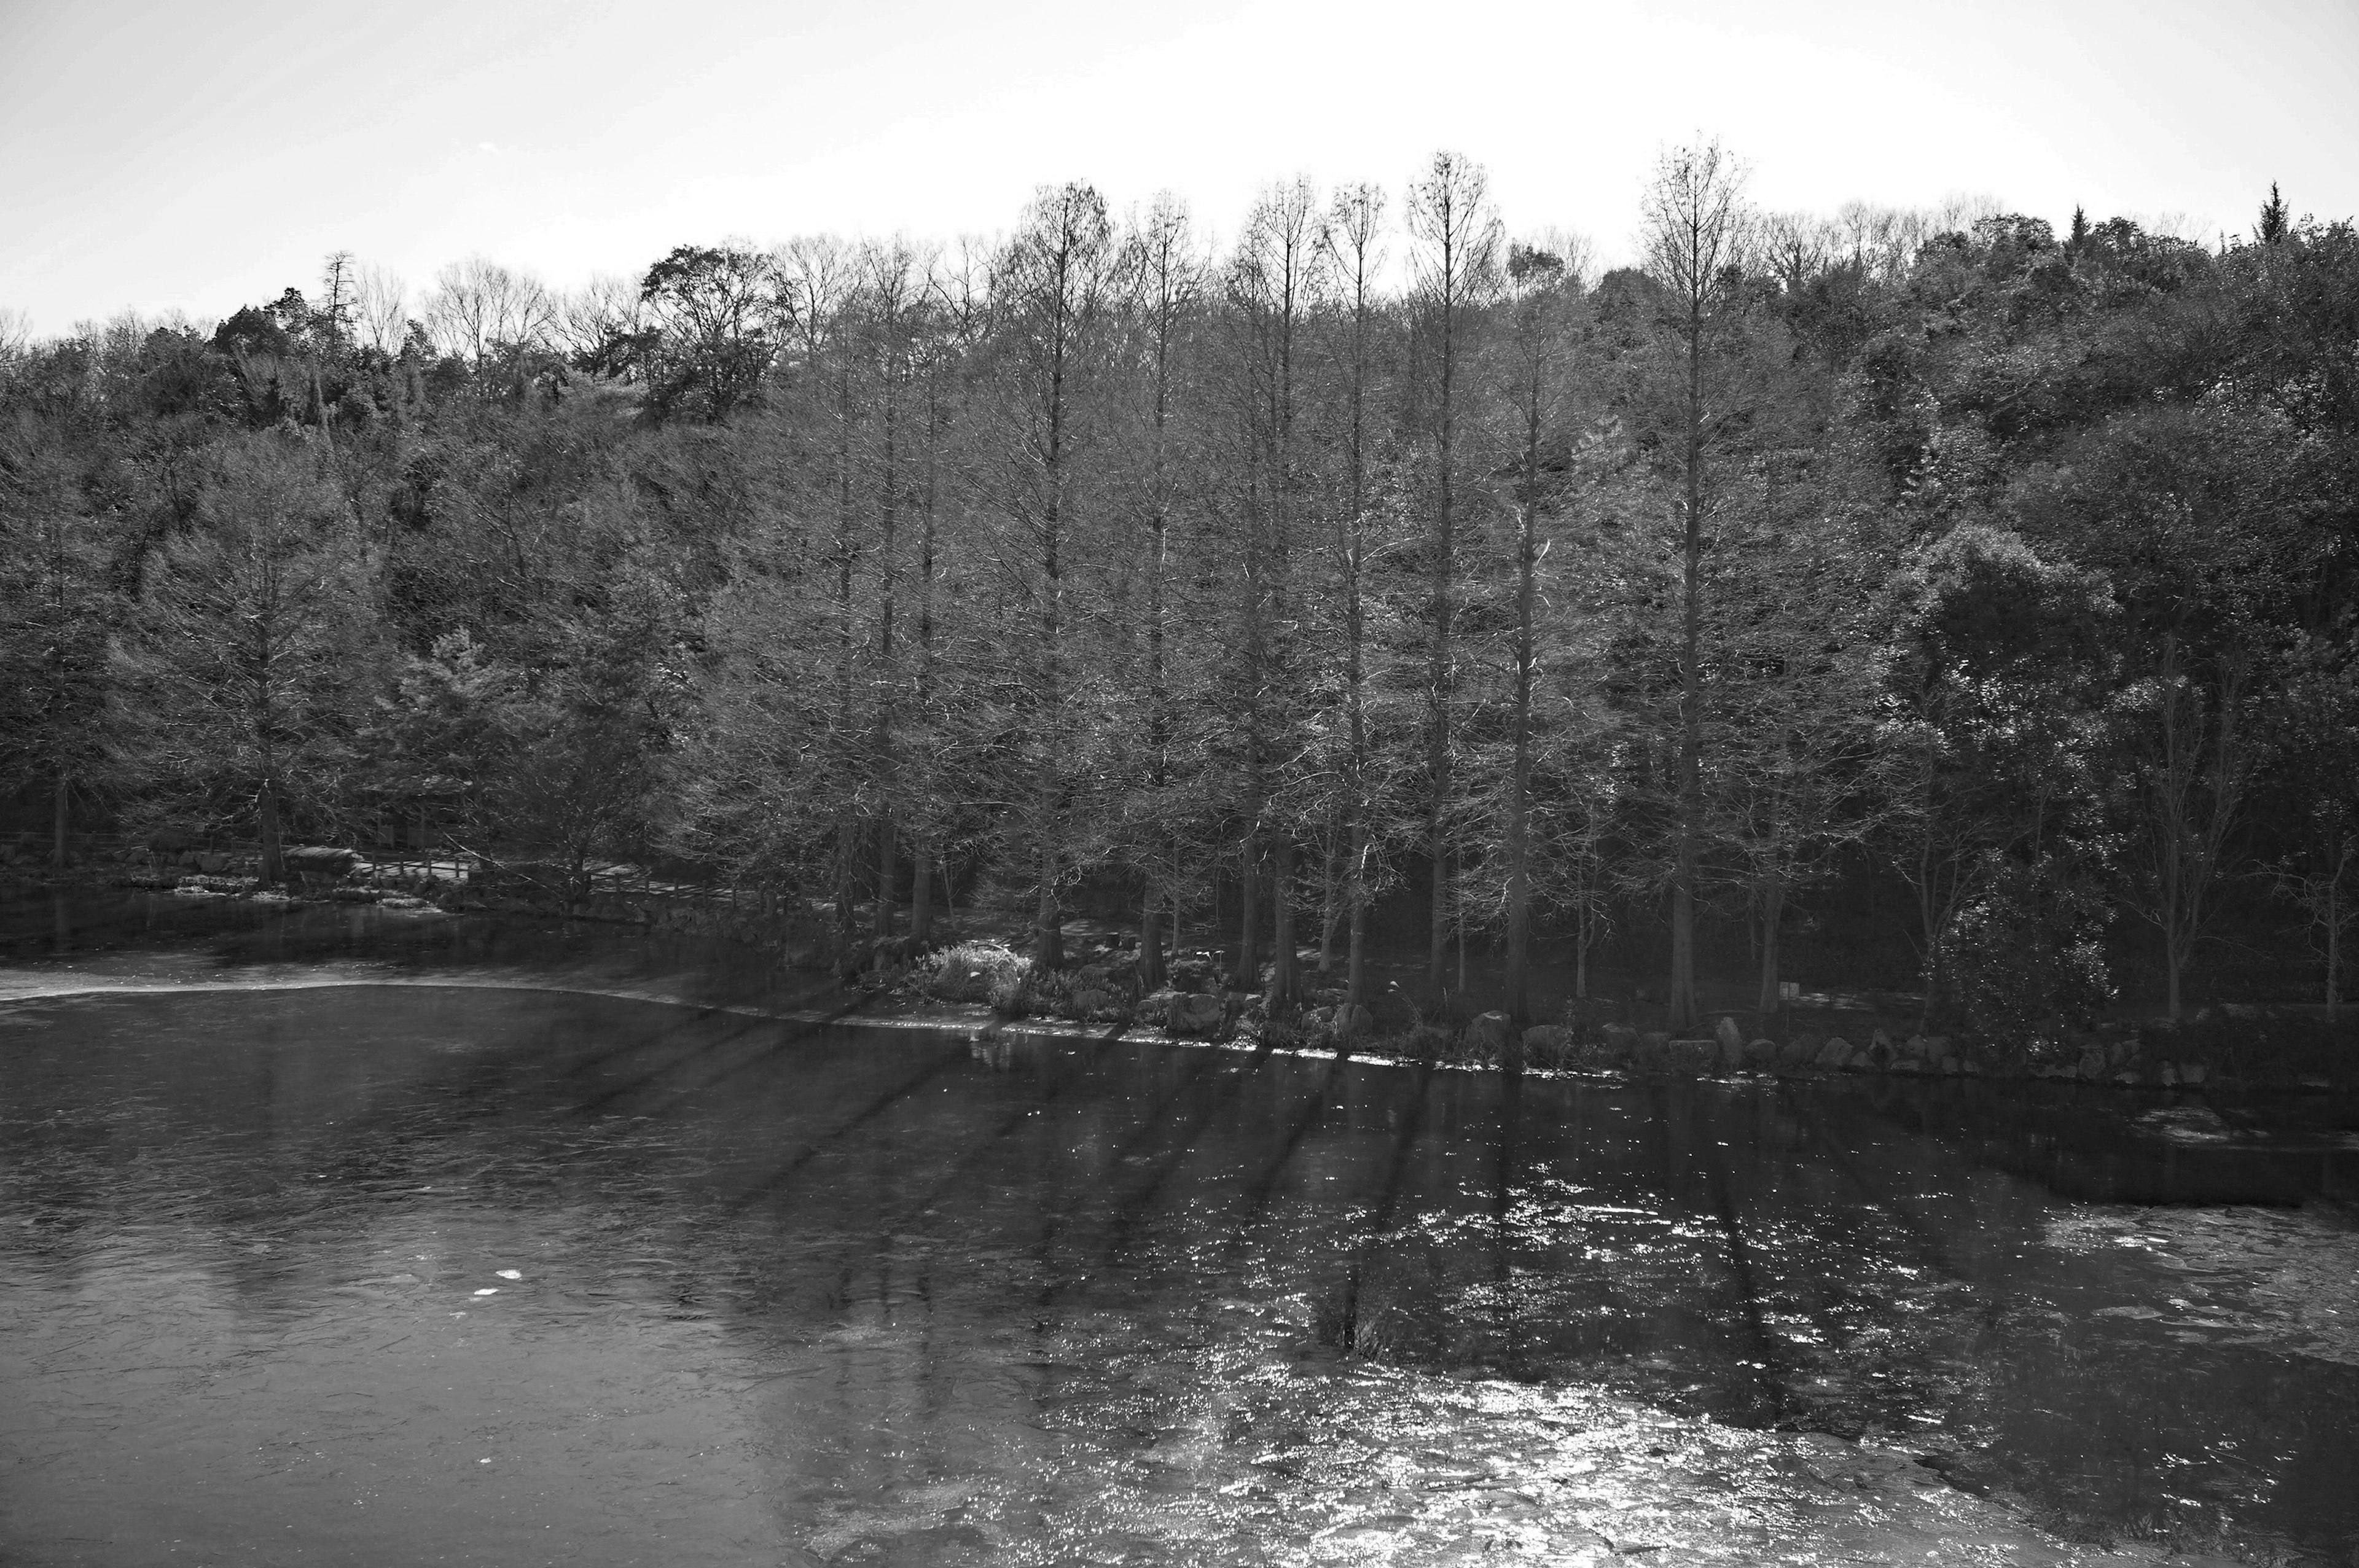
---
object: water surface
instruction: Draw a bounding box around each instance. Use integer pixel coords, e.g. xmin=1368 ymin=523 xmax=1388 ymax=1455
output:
xmin=2 ymin=918 xmax=2355 ymax=1564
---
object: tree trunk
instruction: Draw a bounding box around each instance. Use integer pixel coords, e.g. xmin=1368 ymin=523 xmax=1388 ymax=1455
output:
xmin=1234 ymin=838 xmax=1260 ymax=991
xmin=257 ymin=782 xmax=285 ymax=886
xmin=1670 ymin=883 xmax=1696 ymax=1031
xmin=872 ymin=817 xmax=896 ymax=938
xmin=1034 ymin=843 xmax=1062 ymax=972
xmin=1269 ymin=836 xmax=1297 ymax=1008
xmin=51 ymin=767 xmax=68 ymax=870
xmin=1756 ymin=876 xmax=1785 ymax=1015
xmin=1316 ymin=845 xmax=1339 ymax=975
xmin=1346 ymin=821 xmax=1369 ymax=1011
xmin=1139 ymin=887 xmax=1165 ymax=994
xmin=909 ymin=838 xmax=933 ymax=947
xmin=1575 ymin=907 xmax=1590 ymax=1001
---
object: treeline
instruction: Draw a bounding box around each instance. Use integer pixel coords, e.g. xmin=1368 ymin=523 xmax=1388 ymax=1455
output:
xmin=3 ymin=146 xmax=2354 ymax=1037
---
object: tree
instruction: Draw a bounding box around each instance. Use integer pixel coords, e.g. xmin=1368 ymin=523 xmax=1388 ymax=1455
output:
xmin=1404 ymin=150 xmax=1501 ymax=997
xmin=987 ymin=182 xmax=1120 ymax=968
xmin=426 ymin=256 xmax=556 ymax=368
xmin=115 ymin=435 xmax=380 ymax=883
xmin=0 ymin=410 xmax=117 ymax=866
xmin=1318 ymin=181 xmax=1392 ymax=1013
xmin=1638 ymin=137 xmax=1754 ymax=1031
xmin=639 ymin=243 xmax=784 ymax=421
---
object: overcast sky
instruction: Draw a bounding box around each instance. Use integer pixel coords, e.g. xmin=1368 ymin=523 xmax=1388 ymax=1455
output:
xmin=4 ymin=0 xmax=2354 ymax=338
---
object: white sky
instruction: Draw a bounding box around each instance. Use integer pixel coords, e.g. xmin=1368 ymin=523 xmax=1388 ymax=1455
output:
xmin=3 ymin=0 xmax=2355 ymax=338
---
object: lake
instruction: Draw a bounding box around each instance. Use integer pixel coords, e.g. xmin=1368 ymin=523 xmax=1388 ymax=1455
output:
xmin=1 ymin=897 xmax=2355 ymax=1564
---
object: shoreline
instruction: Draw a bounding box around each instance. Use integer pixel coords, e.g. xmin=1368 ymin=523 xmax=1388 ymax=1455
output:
xmin=4 ymin=965 xmax=2349 ymax=1103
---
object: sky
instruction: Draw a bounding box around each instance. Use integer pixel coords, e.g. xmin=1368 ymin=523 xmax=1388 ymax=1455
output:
xmin=3 ymin=0 xmax=2355 ymax=339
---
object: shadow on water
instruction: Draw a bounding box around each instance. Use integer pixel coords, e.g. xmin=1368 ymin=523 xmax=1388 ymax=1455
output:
xmin=4 ymin=892 xmax=2358 ymax=1563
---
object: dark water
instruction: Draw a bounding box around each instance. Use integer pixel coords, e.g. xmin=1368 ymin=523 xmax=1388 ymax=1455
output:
xmin=2 ymin=901 xmax=2357 ymax=1564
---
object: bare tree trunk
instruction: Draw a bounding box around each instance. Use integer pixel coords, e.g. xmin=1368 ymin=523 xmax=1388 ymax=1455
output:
xmin=909 ymin=837 xmax=933 ymax=947
xmin=257 ymin=781 xmax=285 ymax=886
xmin=1756 ymin=875 xmax=1785 ymax=1014
xmin=1269 ymin=836 xmax=1298 ymax=1007
xmin=1316 ymin=844 xmax=1339 ymax=975
xmin=1139 ymin=886 xmax=1165 ymax=993
xmin=1234 ymin=837 xmax=1260 ymax=991
xmin=51 ymin=768 xmax=68 ymax=870
xmin=873 ymin=817 xmax=896 ymax=939
xmin=1347 ymin=822 xmax=1369 ymax=1012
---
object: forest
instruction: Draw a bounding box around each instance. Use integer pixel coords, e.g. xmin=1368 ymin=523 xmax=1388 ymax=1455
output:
xmin=2 ymin=144 xmax=2355 ymax=1047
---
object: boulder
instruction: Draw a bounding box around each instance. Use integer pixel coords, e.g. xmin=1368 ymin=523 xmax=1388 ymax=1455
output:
xmin=1630 ymin=1036 xmax=1712 ymax=1074
xmin=1871 ymin=1028 xmax=1893 ymax=1057
xmin=1136 ymin=989 xmax=1178 ymax=1026
xmin=1523 ymin=1024 xmax=1573 ymax=1063
xmin=1815 ymin=1036 xmax=1853 ymax=1069
xmin=1715 ymin=1016 xmax=1743 ymax=1053
xmin=2180 ymin=1063 xmax=2207 ymax=1086
xmin=1167 ymin=993 xmax=1226 ymax=1038
xmin=1600 ymin=1023 xmax=1640 ymax=1058
xmin=1069 ymin=989 xmax=1114 ymax=1018
xmin=1744 ymin=1037 xmax=1779 ymax=1069
xmin=1863 ymin=1034 xmax=1895 ymax=1070
xmin=1330 ymin=1002 xmax=1374 ymax=1040
xmin=1668 ymin=1039 xmax=1717 ymax=1074
xmin=2159 ymin=1061 xmax=2180 ymax=1086
xmin=196 ymin=851 xmax=230 ymax=874
xmin=1777 ymin=1037 xmax=1817 ymax=1070
xmin=2076 ymin=1046 xmax=2106 ymax=1082
xmin=284 ymin=844 xmax=359 ymax=877
xmin=1464 ymin=1012 xmax=1514 ymax=1059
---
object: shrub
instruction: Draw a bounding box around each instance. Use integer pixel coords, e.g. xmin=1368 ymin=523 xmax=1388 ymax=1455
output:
xmin=1944 ymin=855 xmax=2111 ymax=1065
xmin=918 ymin=940 xmax=1030 ymax=1005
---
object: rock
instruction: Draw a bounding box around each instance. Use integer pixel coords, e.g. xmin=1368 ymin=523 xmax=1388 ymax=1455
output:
xmin=1778 ymin=1037 xmax=1817 ymax=1070
xmin=1600 ymin=1023 xmax=1640 ymax=1058
xmin=1816 ymin=1036 xmax=1853 ymax=1069
xmin=1669 ymin=1039 xmax=1716 ymax=1073
xmin=2181 ymin=1063 xmax=2207 ymax=1086
xmin=2076 ymin=1047 xmax=2106 ymax=1081
xmin=1744 ymin=1037 xmax=1779 ymax=1068
xmin=1069 ymin=989 xmax=1114 ymax=1017
xmin=1464 ymin=1012 xmax=1514 ymax=1058
xmin=1136 ymin=989 xmax=1178 ymax=1026
xmin=1938 ymin=1055 xmax=1962 ymax=1075
xmin=1715 ymin=1034 xmax=1748 ymax=1072
xmin=1715 ymin=1016 xmax=1743 ymax=1052
xmin=196 ymin=851 xmax=229 ymax=873
xmin=1523 ymin=1024 xmax=1573 ymax=1062
xmin=1872 ymin=1028 xmax=1893 ymax=1056
xmin=2159 ymin=1061 xmax=2180 ymax=1086
xmin=1330 ymin=1002 xmax=1374 ymax=1039
xmin=1167 ymin=993 xmax=1226 ymax=1038
xmin=1635 ymin=1036 xmax=1712 ymax=1074
xmin=284 ymin=844 xmax=359 ymax=876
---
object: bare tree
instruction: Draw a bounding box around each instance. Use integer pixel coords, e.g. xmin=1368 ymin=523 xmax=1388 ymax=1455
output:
xmin=355 ymin=266 xmax=409 ymax=355
xmin=426 ymin=255 xmax=557 ymax=365
xmin=1640 ymin=136 xmax=1753 ymax=1032
xmin=1406 ymin=150 xmax=1502 ymax=999
xmin=991 ymin=183 xmax=1120 ymax=969
xmin=1319 ymin=180 xmax=1389 ymax=1013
